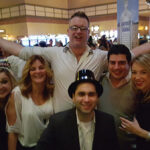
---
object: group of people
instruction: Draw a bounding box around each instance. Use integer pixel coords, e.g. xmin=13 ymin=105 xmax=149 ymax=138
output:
xmin=0 ymin=11 xmax=150 ymax=150
xmin=33 ymin=39 xmax=63 ymax=48
xmin=88 ymin=35 xmax=114 ymax=51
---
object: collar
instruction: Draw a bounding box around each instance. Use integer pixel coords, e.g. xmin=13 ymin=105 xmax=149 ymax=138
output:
xmin=63 ymin=44 xmax=70 ymax=52
xmin=76 ymin=109 xmax=95 ymax=125
xmin=106 ymin=70 xmax=131 ymax=88
xmin=63 ymin=43 xmax=93 ymax=55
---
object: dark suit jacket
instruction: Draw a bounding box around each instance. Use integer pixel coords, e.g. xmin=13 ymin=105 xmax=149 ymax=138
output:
xmin=36 ymin=108 xmax=119 ymax=150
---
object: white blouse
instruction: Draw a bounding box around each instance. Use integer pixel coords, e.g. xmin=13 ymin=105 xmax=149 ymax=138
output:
xmin=7 ymin=86 xmax=54 ymax=147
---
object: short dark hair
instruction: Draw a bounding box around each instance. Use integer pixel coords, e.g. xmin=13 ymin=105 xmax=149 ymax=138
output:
xmin=70 ymin=11 xmax=89 ymax=26
xmin=107 ymin=44 xmax=131 ymax=64
xmin=39 ymin=41 xmax=47 ymax=47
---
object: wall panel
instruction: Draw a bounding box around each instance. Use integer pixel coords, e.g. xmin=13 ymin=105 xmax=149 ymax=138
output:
xmin=26 ymin=22 xmax=68 ymax=35
xmin=0 ymin=23 xmax=28 ymax=37
xmin=68 ymin=0 xmax=116 ymax=9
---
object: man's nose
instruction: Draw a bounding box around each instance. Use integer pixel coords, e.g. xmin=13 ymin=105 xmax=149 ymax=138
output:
xmin=76 ymin=28 xmax=82 ymax=32
xmin=84 ymin=95 xmax=90 ymax=102
xmin=114 ymin=63 xmax=119 ymax=69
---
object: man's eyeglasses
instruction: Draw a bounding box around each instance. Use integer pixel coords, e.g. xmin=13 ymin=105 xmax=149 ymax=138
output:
xmin=69 ymin=26 xmax=89 ymax=32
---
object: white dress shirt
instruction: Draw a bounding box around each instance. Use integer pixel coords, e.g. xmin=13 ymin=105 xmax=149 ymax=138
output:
xmin=76 ymin=110 xmax=95 ymax=150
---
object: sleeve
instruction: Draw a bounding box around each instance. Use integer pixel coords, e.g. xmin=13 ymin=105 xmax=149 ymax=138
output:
xmin=19 ymin=46 xmax=58 ymax=62
xmin=97 ymin=50 xmax=108 ymax=79
xmin=110 ymin=117 xmax=120 ymax=150
xmin=7 ymin=56 xmax=26 ymax=80
xmin=7 ymin=87 xmax=22 ymax=134
xmin=130 ymin=50 xmax=135 ymax=60
xmin=101 ymin=50 xmax=108 ymax=74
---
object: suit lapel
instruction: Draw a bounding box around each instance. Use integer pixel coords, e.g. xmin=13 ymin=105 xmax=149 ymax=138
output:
xmin=69 ymin=109 xmax=80 ymax=150
xmin=92 ymin=110 xmax=103 ymax=150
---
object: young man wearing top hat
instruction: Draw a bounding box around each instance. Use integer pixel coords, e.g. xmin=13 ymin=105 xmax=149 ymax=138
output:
xmin=35 ymin=69 xmax=119 ymax=150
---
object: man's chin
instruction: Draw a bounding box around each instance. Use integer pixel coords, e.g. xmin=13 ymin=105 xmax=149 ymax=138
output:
xmin=70 ymin=43 xmax=85 ymax=49
xmin=112 ymin=74 xmax=124 ymax=80
xmin=81 ymin=109 xmax=93 ymax=114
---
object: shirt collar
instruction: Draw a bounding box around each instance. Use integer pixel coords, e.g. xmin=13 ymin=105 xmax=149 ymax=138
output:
xmin=76 ymin=109 xmax=95 ymax=125
xmin=63 ymin=43 xmax=93 ymax=55
xmin=106 ymin=70 xmax=131 ymax=88
xmin=63 ymin=43 xmax=69 ymax=52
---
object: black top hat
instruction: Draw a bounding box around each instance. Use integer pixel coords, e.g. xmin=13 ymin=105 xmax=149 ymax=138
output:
xmin=68 ymin=69 xmax=103 ymax=98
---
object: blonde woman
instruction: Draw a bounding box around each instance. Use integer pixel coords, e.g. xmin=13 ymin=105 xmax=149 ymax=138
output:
xmin=120 ymin=54 xmax=150 ymax=150
xmin=0 ymin=61 xmax=16 ymax=150
xmin=6 ymin=55 xmax=54 ymax=150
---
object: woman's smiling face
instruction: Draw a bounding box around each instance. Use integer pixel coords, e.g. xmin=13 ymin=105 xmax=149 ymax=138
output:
xmin=0 ymin=72 xmax=12 ymax=99
xmin=132 ymin=62 xmax=150 ymax=92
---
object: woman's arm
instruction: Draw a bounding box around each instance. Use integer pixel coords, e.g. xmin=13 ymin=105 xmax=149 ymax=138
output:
xmin=8 ymin=133 xmax=18 ymax=150
xmin=120 ymin=117 xmax=150 ymax=140
xmin=6 ymin=93 xmax=16 ymax=125
xmin=6 ymin=93 xmax=18 ymax=150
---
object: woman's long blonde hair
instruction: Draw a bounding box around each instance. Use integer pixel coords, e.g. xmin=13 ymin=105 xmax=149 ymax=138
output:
xmin=19 ymin=55 xmax=54 ymax=100
xmin=132 ymin=54 xmax=150 ymax=103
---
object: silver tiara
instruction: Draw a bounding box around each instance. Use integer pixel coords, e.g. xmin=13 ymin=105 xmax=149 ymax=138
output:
xmin=0 ymin=59 xmax=11 ymax=69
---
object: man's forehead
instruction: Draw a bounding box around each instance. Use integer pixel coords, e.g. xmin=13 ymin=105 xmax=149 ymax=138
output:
xmin=75 ymin=87 xmax=97 ymax=95
xmin=109 ymin=54 xmax=127 ymax=61
xmin=69 ymin=17 xmax=89 ymax=26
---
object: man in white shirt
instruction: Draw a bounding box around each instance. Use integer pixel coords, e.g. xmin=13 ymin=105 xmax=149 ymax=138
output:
xmin=35 ymin=69 xmax=119 ymax=150
xmin=0 ymin=12 xmax=150 ymax=113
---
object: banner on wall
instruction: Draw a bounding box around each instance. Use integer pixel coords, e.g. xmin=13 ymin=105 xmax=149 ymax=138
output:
xmin=117 ymin=0 xmax=139 ymax=49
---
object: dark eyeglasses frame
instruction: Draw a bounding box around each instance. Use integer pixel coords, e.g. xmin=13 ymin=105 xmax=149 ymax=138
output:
xmin=69 ymin=25 xmax=89 ymax=32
